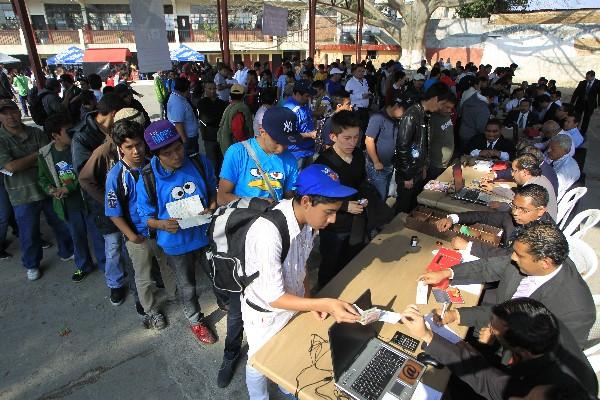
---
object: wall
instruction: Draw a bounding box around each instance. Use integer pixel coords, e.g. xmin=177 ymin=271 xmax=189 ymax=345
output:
xmin=423 ymin=10 xmax=600 ymax=86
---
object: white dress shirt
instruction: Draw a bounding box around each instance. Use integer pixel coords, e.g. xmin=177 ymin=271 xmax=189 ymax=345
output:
xmin=512 ymin=265 xmax=562 ymax=299
xmin=565 ymin=127 xmax=584 ymax=148
xmin=345 ymin=76 xmax=370 ymax=108
xmin=241 ymin=199 xmax=316 ymax=357
xmin=504 ymin=98 xmax=520 ymax=113
xmin=233 ymin=67 xmax=249 ymax=87
xmin=470 ymin=137 xmax=510 ymax=161
xmin=552 ymin=154 xmax=581 ymax=200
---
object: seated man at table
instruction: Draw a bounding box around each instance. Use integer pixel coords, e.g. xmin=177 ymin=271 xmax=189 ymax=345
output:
xmin=399 ymin=298 xmax=598 ymax=399
xmin=436 ymin=184 xmax=553 ymax=259
xmin=464 ymin=119 xmax=515 ymax=161
xmin=420 ymin=221 xmax=595 ymax=347
xmin=241 ymin=164 xmax=360 ymax=400
xmin=487 ymin=154 xmax=557 ymax=220
xmin=504 ymin=98 xmax=540 ymax=130
xmin=546 ymin=134 xmax=580 ymax=200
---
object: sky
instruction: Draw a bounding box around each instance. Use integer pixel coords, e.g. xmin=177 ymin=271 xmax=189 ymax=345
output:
xmin=527 ymin=0 xmax=600 ymax=10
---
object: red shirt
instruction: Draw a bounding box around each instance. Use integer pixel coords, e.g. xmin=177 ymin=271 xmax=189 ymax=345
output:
xmin=180 ymin=72 xmax=199 ymax=88
xmin=231 ymin=111 xmax=247 ymax=142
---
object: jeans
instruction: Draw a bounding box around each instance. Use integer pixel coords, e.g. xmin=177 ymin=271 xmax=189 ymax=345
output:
xmin=185 ymin=137 xmax=200 ymax=156
xmin=0 ymin=179 xmax=17 ymax=249
xmin=318 ymin=229 xmax=364 ymax=289
xmin=224 ymin=293 xmax=243 ymax=359
xmin=103 ymin=232 xmax=126 ymax=288
xmin=166 ymin=246 xmax=215 ymax=324
xmin=203 ymin=139 xmax=223 ymax=177
xmin=64 ymin=210 xmax=99 ymax=272
xmin=13 ymin=198 xmax=73 ymax=270
xmin=394 ymin=174 xmax=425 ymax=214
xmin=19 ymin=95 xmax=28 ymax=116
xmin=365 ymin=159 xmax=394 ymax=201
xmin=125 ymin=238 xmax=177 ymax=313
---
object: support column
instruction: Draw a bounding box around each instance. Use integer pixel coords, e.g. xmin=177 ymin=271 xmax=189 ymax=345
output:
xmin=308 ymin=0 xmax=316 ymax=60
xmin=11 ymin=0 xmax=44 ymax=89
xmin=355 ymin=0 xmax=364 ymax=63
xmin=218 ymin=0 xmax=230 ymax=66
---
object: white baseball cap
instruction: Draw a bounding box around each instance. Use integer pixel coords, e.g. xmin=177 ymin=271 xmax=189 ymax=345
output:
xmin=330 ymin=68 xmax=344 ymax=75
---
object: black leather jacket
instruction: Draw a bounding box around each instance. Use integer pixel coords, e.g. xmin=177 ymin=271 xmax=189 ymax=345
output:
xmin=394 ymin=102 xmax=428 ymax=180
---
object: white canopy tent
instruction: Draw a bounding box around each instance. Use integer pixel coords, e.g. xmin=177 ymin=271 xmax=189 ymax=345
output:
xmin=0 ymin=53 xmax=20 ymax=64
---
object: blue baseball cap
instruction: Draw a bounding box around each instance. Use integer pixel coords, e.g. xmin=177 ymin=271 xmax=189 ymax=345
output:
xmin=144 ymin=120 xmax=180 ymax=151
xmin=296 ymin=164 xmax=357 ymax=198
xmin=261 ymin=107 xmax=302 ymax=146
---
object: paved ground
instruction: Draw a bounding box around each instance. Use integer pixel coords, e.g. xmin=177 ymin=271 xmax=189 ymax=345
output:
xmin=0 ymin=82 xmax=599 ymax=400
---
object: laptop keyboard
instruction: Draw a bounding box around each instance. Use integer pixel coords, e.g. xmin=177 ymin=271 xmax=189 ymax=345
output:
xmin=351 ymin=347 xmax=406 ymax=400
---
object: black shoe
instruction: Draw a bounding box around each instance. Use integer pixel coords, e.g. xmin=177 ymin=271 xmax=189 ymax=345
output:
xmin=135 ymin=301 xmax=145 ymax=316
xmin=0 ymin=249 xmax=12 ymax=260
xmin=110 ymin=287 xmax=126 ymax=306
xmin=217 ymin=353 xmax=240 ymax=388
xmin=71 ymin=269 xmax=87 ymax=282
xmin=41 ymin=240 xmax=52 ymax=249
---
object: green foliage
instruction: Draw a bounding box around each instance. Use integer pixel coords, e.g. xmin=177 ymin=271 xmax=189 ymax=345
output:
xmin=455 ymin=0 xmax=529 ymax=18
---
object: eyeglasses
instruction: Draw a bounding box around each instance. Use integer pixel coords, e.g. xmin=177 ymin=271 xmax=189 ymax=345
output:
xmin=509 ymin=202 xmax=540 ymax=214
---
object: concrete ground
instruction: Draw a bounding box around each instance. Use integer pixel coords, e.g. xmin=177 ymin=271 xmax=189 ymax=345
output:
xmin=1 ymin=82 xmax=599 ymax=400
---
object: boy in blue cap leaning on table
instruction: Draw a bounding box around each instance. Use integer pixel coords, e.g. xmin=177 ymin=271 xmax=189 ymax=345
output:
xmin=136 ymin=119 xmax=219 ymax=345
xmin=241 ymin=164 xmax=361 ymax=400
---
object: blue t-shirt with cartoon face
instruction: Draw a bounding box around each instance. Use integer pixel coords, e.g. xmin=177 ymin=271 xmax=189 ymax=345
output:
xmin=219 ymin=138 xmax=298 ymax=200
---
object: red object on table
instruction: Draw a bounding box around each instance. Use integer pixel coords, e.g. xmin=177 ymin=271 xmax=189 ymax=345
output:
xmin=426 ymin=248 xmax=462 ymax=289
xmin=492 ymin=161 xmax=510 ymax=171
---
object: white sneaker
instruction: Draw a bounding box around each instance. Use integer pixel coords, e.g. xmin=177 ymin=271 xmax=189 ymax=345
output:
xmin=60 ymin=255 xmax=74 ymax=262
xmin=27 ymin=268 xmax=41 ymax=281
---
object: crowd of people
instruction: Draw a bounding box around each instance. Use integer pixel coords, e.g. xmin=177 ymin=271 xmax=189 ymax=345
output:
xmin=0 ymin=54 xmax=599 ymax=400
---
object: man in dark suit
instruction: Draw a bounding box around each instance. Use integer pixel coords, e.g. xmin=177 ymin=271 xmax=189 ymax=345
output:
xmin=464 ymin=119 xmax=515 ymax=160
xmin=571 ymin=70 xmax=600 ymax=135
xmin=435 ymin=184 xmax=553 ymax=259
xmin=459 ymin=87 xmax=497 ymax=151
xmin=420 ymin=221 xmax=595 ymax=347
xmin=400 ymin=298 xmax=598 ymax=399
xmin=504 ymin=98 xmax=540 ymax=129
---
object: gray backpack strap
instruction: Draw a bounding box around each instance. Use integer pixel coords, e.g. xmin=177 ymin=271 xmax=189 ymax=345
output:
xmin=241 ymin=140 xmax=278 ymax=201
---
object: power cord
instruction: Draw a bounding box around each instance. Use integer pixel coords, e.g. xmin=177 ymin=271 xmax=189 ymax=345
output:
xmin=294 ymin=333 xmax=335 ymax=399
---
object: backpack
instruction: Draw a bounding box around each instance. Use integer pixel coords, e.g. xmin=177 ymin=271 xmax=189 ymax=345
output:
xmin=28 ymin=87 xmax=50 ymax=125
xmin=206 ymin=197 xmax=290 ymax=294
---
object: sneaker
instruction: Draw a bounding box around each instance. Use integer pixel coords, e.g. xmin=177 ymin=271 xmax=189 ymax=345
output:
xmin=143 ymin=311 xmax=167 ymax=330
xmin=61 ymin=254 xmax=75 ymax=262
xmin=217 ymin=352 xmax=240 ymax=388
xmin=110 ymin=287 xmax=126 ymax=306
xmin=0 ymin=249 xmax=12 ymax=260
xmin=71 ymin=269 xmax=87 ymax=282
xmin=190 ymin=321 xmax=216 ymax=344
xmin=41 ymin=240 xmax=52 ymax=249
xmin=27 ymin=268 xmax=41 ymax=281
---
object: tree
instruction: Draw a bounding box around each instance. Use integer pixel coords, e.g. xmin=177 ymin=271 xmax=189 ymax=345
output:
xmin=455 ymin=0 xmax=528 ymax=18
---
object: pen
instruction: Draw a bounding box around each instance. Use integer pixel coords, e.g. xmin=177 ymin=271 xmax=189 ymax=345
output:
xmin=441 ymin=302 xmax=450 ymax=321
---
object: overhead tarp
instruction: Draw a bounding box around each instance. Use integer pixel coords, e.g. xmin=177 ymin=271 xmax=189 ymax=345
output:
xmin=130 ymin=0 xmax=172 ymax=72
xmin=170 ymin=44 xmax=205 ymax=62
xmin=47 ymin=47 xmax=84 ymax=65
xmin=83 ymin=48 xmax=132 ymax=63
xmin=0 ymin=53 xmax=20 ymax=64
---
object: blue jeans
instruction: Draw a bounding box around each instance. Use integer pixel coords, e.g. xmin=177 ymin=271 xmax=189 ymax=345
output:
xmin=0 ymin=179 xmax=14 ymax=249
xmin=103 ymin=232 xmax=126 ymax=289
xmin=64 ymin=210 xmax=104 ymax=272
xmin=366 ymin=159 xmax=394 ymax=201
xmin=13 ymin=198 xmax=73 ymax=270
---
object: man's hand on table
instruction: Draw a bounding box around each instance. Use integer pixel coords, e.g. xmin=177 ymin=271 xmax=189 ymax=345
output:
xmin=478 ymin=149 xmax=500 ymax=159
xmin=400 ymin=305 xmax=433 ymax=345
xmin=435 ymin=217 xmax=453 ymax=232
xmin=317 ymin=298 xmax=361 ymax=323
xmin=451 ymin=236 xmax=469 ymax=250
xmin=418 ymin=270 xmax=452 ymax=285
xmin=479 ymin=181 xmax=495 ymax=191
xmin=432 ymin=308 xmax=460 ymax=326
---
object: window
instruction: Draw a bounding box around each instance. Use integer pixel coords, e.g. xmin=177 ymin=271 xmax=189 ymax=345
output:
xmin=86 ymin=4 xmax=132 ymax=30
xmin=190 ymin=5 xmax=218 ymax=30
xmin=45 ymin=4 xmax=83 ymax=30
xmin=367 ymin=50 xmax=378 ymax=59
xmin=0 ymin=3 xmax=19 ymax=29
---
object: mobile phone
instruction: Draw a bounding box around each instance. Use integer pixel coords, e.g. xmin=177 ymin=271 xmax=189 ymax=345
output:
xmin=358 ymin=198 xmax=367 ymax=206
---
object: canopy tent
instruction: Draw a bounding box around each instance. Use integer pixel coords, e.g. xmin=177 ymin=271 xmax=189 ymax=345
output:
xmin=47 ymin=47 xmax=84 ymax=65
xmin=0 ymin=53 xmax=20 ymax=64
xmin=83 ymin=48 xmax=132 ymax=64
xmin=170 ymin=44 xmax=205 ymax=62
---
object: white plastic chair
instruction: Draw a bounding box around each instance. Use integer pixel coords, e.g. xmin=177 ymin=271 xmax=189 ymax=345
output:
xmin=563 ymin=209 xmax=600 ymax=239
xmin=567 ymin=236 xmax=598 ymax=281
xmin=557 ymin=187 xmax=587 ymax=230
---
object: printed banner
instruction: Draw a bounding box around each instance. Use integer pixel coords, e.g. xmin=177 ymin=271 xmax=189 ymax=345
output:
xmin=130 ymin=0 xmax=172 ymax=72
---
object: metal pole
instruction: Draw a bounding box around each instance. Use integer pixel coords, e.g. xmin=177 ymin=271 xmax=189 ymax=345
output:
xmin=11 ymin=0 xmax=45 ymax=89
xmin=355 ymin=0 xmax=364 ymax=63
xmin=308 ymin=0 xmax=316 ymax=60
xmin=220 ymin=0 xmax=230 ymax=66
xmin=216 ymin=0 xmax=224 ymax=62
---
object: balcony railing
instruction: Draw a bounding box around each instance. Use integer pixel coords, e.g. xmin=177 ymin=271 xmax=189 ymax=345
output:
xmin=34 ymin=30 xmax=79 ymax=45
xmin=0 ymin=30 xmax=20 ymax=45
xmin=85 ymin=30 xmax=135 ymax=44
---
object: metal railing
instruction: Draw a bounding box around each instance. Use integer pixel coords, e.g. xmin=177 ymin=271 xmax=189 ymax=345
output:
xmin=84 ymin=30 xmax=135 ymax=44
xmin=0 ymin=30 xmax=21 ymax=46
xmin=34 ymin=30 xmax=79 ymax=45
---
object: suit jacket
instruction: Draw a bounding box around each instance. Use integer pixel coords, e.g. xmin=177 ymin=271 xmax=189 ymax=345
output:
xmin=504 ymin=109 xmax=540 ymax=128
xmin=425 ymin=327 xmax=598 ymax=399
xmin=571 ymin=79 xmax=600 ymax=110
xmin=451 ymin=256 xmax=595 ymax=347
xmin=464 ymin=134 xmax=515 ymax=159
xmin=459 ymin=94 xmax=490 ymax=144
xmin=543 ymin=101 xmax=560 ymax=123
xmin=456 ymin=211 xmax=554 ymax=258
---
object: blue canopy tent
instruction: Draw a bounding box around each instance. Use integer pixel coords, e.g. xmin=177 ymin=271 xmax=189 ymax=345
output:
xmin=170 ymin=45 xmax=205 ymax=62
xmin=47 ymin=47 xmax=84 ymax=65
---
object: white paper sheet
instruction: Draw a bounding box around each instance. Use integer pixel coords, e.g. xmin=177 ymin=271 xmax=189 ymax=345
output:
xmin=424 ymin=313 xmax=461 ymax=344
xmin=379 ymin=310 xmax=403 ymax=324
xmin=381 ymin=382 xmax=442 ymax=400
xmin=177 ymin=214 xmax=213 ymax=229
xmin=166 ymin=195 xmax=207 ymax=229
xmin=416 ymin=280 xmax=429 ymax=305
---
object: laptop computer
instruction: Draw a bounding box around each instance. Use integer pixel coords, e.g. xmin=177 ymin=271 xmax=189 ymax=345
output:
xmin=329 ymin=290 xmax=426 ymax=400
xmin=450 ymin=162 xmax=492 ymax=205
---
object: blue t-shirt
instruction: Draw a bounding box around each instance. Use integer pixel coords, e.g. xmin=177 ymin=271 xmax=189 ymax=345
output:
xmin=220 ymin=138 xmax=298 ymax=200
xmin=423 ymin=77 xmax=439 ymax=91
xmin=283 ymin=97 xmax=315 ymax=159
xmin=167 ymin=92 xmax=198 ymax=138
xmin=365 ymin=112 xmax=398 ymax=166
xmin=326 ymin=79 xmax=343 ymax=96
xmin=136 ymin=155 xmax=217 ymax=256
xmin=105 ymin=160 xmax=147 ymax=236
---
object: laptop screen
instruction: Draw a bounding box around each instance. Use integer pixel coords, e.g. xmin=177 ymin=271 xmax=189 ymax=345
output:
xmin=329 ymin=290 xmax=377 ymax=382
xmin=453 ymin=162 xmax=463 ymax=192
